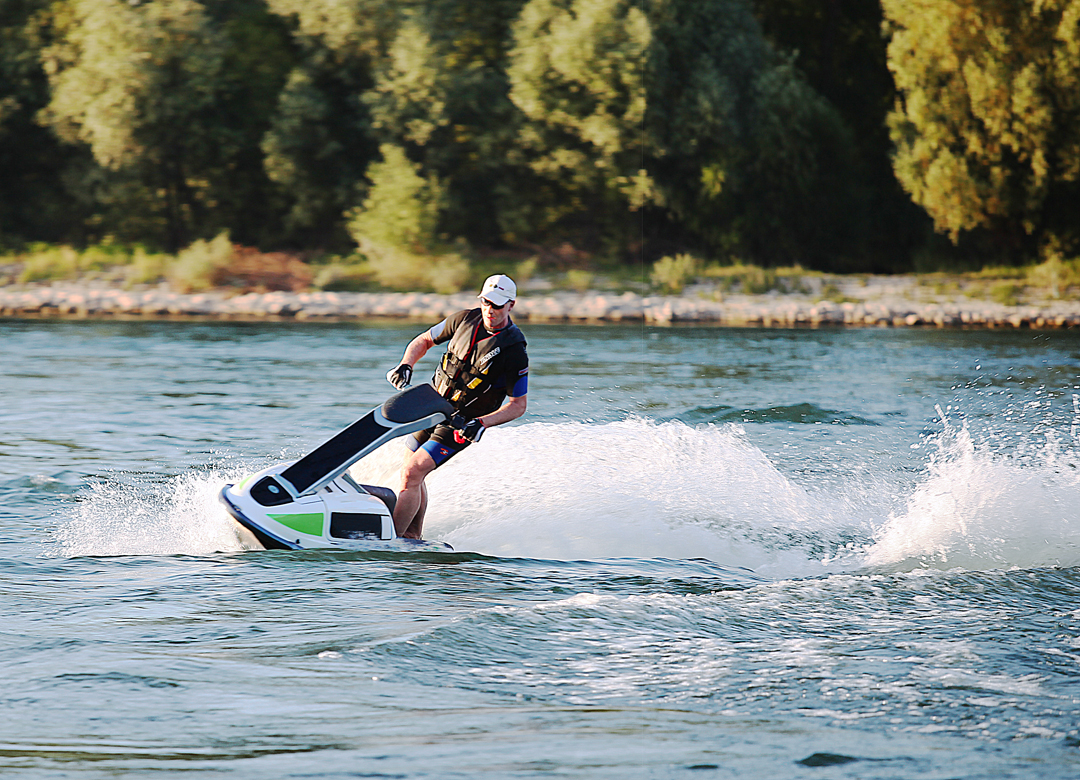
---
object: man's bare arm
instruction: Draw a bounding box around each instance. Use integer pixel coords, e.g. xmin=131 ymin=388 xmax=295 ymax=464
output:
xmin=477 ymin=394 xmax=527 ymax=428
xmin=400 ymin=331 xmax=436 ymax=368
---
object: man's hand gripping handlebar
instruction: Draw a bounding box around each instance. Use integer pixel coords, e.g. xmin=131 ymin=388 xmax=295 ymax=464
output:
xmin=450 ymin=413 xmax=485 ymax=444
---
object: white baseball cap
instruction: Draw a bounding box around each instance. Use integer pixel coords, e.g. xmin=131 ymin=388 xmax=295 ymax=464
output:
xmin=478 ymin=274 xmax=517 ymax=305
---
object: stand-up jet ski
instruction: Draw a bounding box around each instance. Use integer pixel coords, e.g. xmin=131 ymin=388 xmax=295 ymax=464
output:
xmin=219 ymin=384 xmax=456 ymax=550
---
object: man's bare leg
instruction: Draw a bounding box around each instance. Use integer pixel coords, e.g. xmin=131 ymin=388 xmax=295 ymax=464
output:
xmin=394 ymin=449 xmax=436 ymax=538
xmin=402 ymin=483 xmax=428 ymax=539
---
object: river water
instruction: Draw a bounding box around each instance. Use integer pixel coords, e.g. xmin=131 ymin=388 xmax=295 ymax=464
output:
xmin=2 ymin=319 xmax=1079 ymax=778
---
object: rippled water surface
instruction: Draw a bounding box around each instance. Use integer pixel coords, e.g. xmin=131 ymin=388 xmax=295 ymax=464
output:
xmin=2 ymin=319 xmax=1080 ymax=778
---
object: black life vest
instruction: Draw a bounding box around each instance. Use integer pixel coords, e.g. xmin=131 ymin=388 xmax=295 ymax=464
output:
xmin=432 ymin=309 xmax=526 ymax=415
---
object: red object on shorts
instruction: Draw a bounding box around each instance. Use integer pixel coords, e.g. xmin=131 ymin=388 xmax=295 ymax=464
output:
xmin=453 ymin=430 xmax=467 ymax=445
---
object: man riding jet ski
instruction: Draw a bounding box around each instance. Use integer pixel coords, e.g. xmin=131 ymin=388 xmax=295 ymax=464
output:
xmin=383 ymin=273 xmax=529 ymax=539
xmin=219 ymin=272 xmax=528 ymax=551
xmin=219 ymin=384 xmax=464 ymax=550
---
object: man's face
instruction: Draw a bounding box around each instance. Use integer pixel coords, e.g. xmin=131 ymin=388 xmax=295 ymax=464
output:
xmin=480 ymin=297 xmax=514 ymax=330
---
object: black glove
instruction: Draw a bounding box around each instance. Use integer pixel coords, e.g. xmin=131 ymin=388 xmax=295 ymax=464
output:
xmin=386 ymin=363 xmax=412 ymax=390
xmin=456 ymin=417 xmax=485 ymax=443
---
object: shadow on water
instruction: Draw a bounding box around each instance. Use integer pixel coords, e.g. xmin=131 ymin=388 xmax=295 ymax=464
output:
xmin=672 ymin=402 xmax=880 ymax=426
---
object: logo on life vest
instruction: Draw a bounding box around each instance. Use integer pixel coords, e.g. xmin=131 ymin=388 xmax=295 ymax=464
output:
xmin=478 ymin=346 xmax=501 ymax=365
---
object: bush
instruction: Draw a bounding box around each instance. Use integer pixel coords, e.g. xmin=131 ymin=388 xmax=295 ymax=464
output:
xmin=13 ymin=242 xmax=169 ymax=284
xmin=565 ymin=269 xmax=594 ymax=292
xmin=990 ymin=281 xmax=1022 ymax=306
xmin=124 ymin=248 xmax=171 ymax=286
xmin=79 ymin=241 xmax=131 ymax=272
xmin=1026 ymin=254 xmax=1080 ymax=299
xmin=18 ymin=245 xmax=82 ymax=283
xmin=703 ymin=262 xmax=774 ymax=294
xmin=426 ymin=253 xmax=470 ymax=295
xmin=363 ymin=245 xmax=427 ymax=290
xmin=740 ymin=266 xmax=778 ymax=295
xmin=651 ymin=254 xmax=700 ymax=294
xmin=814 ymin=281 xmax=859 ymax=303
xmin=361 ymin=244 xmax=470 ymax=294
xmin=973 ymin=265 xmax=1026 ymax=280
xmin=166 ymin=232 xmax=234 ymax=293
xmin=514 ymin=257 xmax=539 ymax=289
xmin=700 ymin=263 xmax=809 ymax=295
xmin=313 ymin=258 xmax=374 ymax=292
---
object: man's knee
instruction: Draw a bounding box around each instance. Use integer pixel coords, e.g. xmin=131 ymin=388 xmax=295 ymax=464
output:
xmin=400 ymin=450 xmax=436 ymax=487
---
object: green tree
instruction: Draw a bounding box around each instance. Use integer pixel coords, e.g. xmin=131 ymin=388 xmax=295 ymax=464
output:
xmin=269 ymin=0 xmax=533 ymax=250
xmin=261 ymin=62 xmax=375 ymax=247
xmin=751 ymin=0 xmax=930 ymax=271
xmin=361 ymin=0 xmax=531 ymax=246
xmin=0 ymin=0 xmax=84 ymax=245
xmin=350 ymin=144 xmax=443 ymax=254
xmin=507 ymin=0 xmax=652 ymax=244
xmin=643 ymin=0 xmax=768 ymax=258
xmin=737 ymin=58 xmax=865 ymax=268
xmin=347 ymin=143 xmax=468 ymax=292
xmin=645 ymin=0 xmax=864 ymax=269
xmin=366 ymin=19 xmax=449 ymax=148
xmin=264 ymin=0 xmax=402 ymax=61
xmin=199 ymin=0 xmax=296 ymax=248
xmin=262 ymin=0 xmax=401 ymax=247
xmin=884 ymin=0 xmax=1080 ymax=261
xmin=40 ymin=0 xmax=229 ymax=248
xmin=39 ymin=0 xmax=291 ymax=250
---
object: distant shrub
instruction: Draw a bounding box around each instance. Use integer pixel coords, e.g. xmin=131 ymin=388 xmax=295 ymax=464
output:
xmin=167 ymin=232 xmax=234 ymax=293
xmin=219 ymin=247 xmax=313 ymax=291
xmin=1026 ymin=253 xmax=1080 ymax=299
xmin=703 ymin=262 xmax=775 ymax=294
xmin=313 ymin=258 xmax=374 ymax=292
xmin=741 ymin=266 xmax=778 ymax=294
xmin=362 ymin=245 xmax=428 ymax=290
xmin=651 ymin=254 xmax=700 ymax=294
xmin=700 ymin=262 xmax=810 ymax=295
xmin=18 ymin=245 xmax=82 ymax=283
xmin=565 ymin=268 xmax=594 ymax=291
xmin=426 ymin=253 xmax=471 ymax=294
xmin=780 ymin=273 xmax=811 ymax=294
xmin=124 ymin=248 xmax=171 ymax=286
xmin=973 ymin=265 xmax=1026 ymax=280
xmin=79 ymin=241 xmax=130 ymax=272
xmin=515 ymin=257 xmax=539 ymax=288
xmin=931 ymin=280 xmax=961 ymax=297
xmin=359 ymin=244 xmax=470 ymax=293
xmin=990 ymin=281 xmax=1022 ymax=306
xmin=819 ymin=283 xmax=859 ymax=303
xmin=15 ymin=240 xmax=147 ymax=283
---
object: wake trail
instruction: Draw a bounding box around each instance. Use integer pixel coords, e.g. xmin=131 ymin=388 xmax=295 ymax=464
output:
xmin=48 ymin=415 xmax=1080 ymax=577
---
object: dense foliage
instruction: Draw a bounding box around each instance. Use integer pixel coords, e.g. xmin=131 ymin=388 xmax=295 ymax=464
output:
xmin=884 ymin=0 xmax=1080 ymax=264
xmin=1 ymin=0 xmax=1078 ymax=270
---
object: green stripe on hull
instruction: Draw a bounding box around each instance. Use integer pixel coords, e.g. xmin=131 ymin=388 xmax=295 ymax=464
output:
xmin=268 ymin=512 xmax=324 ymax=536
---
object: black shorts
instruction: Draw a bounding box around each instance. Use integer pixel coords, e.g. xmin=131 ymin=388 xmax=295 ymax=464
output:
xmin=407 ymin=423 xmax=471 ymax=467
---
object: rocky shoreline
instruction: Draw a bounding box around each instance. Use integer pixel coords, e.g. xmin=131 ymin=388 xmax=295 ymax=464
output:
xmin=2 ymin=276 xmax=1080 ymax=328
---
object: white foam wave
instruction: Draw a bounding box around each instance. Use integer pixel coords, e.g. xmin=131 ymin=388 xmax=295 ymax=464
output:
xmin=48 ymin=468 xmax=253 ymax=557
xmin=862 ymin=419 xmax=1080 ymax=571
xmin=382 ymin=419 xmax=875 ymax=577
xmin=49 ymin=415 xmax=1080 ymax=576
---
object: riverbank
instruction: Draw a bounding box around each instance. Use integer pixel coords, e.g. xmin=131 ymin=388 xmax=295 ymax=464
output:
xmin=2 ymin=274 xmax=1080 ymax=328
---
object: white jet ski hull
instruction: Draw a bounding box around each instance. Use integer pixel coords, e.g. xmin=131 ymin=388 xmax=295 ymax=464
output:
xmin=220 ymin=464 xmax=398 ymax=550
xmin=219 ymin=384 xmax=456 ymax=551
